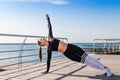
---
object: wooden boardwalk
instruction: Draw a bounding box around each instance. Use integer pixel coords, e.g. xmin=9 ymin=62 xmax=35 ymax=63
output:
xmin=0 ymin=55 xmax=120 ymax=80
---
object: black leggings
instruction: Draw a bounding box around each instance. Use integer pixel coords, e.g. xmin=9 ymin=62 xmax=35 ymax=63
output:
xmin=63 ymin=44 xmax=87 ymax=63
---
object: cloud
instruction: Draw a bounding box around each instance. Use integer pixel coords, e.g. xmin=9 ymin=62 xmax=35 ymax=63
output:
xmin=49 ymin=0 xmax=69 ymax=5
xmin=0 ymin=0 xmax=42 ymax=2
xmin=0 ymin=0 xmax=69 ymax=5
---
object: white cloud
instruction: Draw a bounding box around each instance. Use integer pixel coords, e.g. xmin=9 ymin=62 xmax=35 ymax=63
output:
xmin=0 ymin=0 xmax=69 ymax=5
xmin=50 ymin=0 xmax=69 ymax=5
xmin=0 ymin=0 xmax=42 ymax=2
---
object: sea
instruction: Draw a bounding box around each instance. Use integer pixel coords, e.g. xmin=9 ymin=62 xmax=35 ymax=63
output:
xmin=0 ymin=43 xmax=103 ymax=65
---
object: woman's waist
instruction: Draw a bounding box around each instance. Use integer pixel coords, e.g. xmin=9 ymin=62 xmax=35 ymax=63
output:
xmin=58 ymin=41 xmax=68 ymax=53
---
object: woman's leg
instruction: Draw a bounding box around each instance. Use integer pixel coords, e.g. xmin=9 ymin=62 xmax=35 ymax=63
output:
xmin=84 ymin=55 xmax=112 ymax=77
xmin=84 ymin=55 xmax=105 ymax=70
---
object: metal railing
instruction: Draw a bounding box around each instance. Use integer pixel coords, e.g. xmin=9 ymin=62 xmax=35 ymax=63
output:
xmin=0 ymin=33 xmax=67 ymax=71
xmin=93 ymin=39 xmax=120 ymax=54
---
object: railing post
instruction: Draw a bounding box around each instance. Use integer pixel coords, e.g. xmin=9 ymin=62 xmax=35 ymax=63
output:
xmin=104 ymin=40 xmax=107 ymax=54
xmin=18 ymin=36 xmax=27 ymax=68
xmin=93 ymin=40 xmax=95 ymax=54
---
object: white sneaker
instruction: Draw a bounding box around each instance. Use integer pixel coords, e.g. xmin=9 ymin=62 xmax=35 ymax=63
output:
xmin=104 ymin=67 xmax=112 ymax=77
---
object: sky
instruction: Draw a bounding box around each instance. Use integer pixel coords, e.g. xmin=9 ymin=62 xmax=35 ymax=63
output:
xmin=0 ymin=0 xmax=120 ymax=43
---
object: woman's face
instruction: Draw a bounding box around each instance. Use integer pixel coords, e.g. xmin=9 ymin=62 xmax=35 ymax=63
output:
xmin=38 ymin=38 xmax=47 ymax=46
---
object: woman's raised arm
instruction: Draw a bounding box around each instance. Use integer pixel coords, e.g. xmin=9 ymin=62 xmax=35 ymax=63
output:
xmin=46 ymin=14 xmax=54 ymax=41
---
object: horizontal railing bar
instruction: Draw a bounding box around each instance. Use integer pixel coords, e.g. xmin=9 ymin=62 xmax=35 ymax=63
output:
xmin=52 ymin=55 xmax=63 ymax=59
xmin=0 ymin=60 xmax=39 ymax=68
xmin=0 ymin=52 xmax=63 ymax=61
xmin=0 ymin=49 xmax=38 ymax=53
xmin=94 ymin=39 xmax=120 ymax=41
xmin=21 ymin=60 xmax=39 ymax=64
xmin=0 ymin=33 xmax=68 ymax=40
xmin=0 ymin=56 xmax=65 ymax=68
xmin=0 ymin=33 xmax=46 ymax=38
xmin=0 ymin=54 xmax=38 ymax=60
xmin=0 ymin=43 xmax=36 ymax=45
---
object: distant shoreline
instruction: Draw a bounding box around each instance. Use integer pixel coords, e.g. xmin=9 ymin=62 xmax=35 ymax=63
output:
xmin=0 ymin=42 xmax=102 ymax=45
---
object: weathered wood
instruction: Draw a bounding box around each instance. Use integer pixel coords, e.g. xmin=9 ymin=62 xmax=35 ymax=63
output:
xmin=0 ymin=55 xmax=120 ymax=80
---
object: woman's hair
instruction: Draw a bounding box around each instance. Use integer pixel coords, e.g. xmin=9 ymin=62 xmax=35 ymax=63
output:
xmin=39 ymin=46 xmax=42 ymax=62
xmin=38 ymin=39 xmax=42 ymax=62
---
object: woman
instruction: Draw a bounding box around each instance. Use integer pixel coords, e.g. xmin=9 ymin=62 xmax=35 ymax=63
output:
xmin=38 ymin=14 xmax=112 ymax=77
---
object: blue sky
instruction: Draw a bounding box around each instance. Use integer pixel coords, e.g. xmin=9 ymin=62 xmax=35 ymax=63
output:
xmin=0 ymin=0 xmax=120 ymax=43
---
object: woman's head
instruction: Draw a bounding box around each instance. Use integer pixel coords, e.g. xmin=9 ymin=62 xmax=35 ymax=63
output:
xmin=38 ymin=38 xmax=48 ymax=46
xmin=37 ymin=38 xmax=48 ymax=62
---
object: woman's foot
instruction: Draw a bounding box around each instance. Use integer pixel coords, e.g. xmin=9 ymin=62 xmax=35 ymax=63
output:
xmin=104 ymin=67 xmax=112 ymax=77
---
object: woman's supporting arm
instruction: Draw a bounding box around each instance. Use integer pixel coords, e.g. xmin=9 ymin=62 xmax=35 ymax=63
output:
xmin=46 ymin=50 xmax=52 ymax=73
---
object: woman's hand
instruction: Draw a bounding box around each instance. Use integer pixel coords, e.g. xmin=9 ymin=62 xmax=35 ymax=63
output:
xmin=41 ymin=71 xmax=48 ymax=75
xmin=46 ymin=14 xmax=49 ymax=20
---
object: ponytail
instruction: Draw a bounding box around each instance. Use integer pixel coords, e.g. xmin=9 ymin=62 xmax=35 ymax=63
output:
xmin=38 ymin=39 xmax=42 ymax=62
xmin=39 ymin=46 xmax=42 ymax=62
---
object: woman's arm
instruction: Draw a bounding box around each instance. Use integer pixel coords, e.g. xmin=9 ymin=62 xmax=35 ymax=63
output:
xmin=46 ymin=50 xmax=52 ymax=73
xmin=41 ymin=50 xmax=52 ymax=74
xmin=46 ymin=14 xmax=54 ymax=41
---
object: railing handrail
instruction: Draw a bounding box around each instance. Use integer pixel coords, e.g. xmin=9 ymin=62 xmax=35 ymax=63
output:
xmin=94 ymin=39 xmax=120 ymax=41
xmin=0 ymin=33 xmax=67 ymax=70
xmin=0 ymin=33 xmax=68 ymax=40
xmin=0 ymin=49 xmax=38 ymax=53
xmin=93 ymin=38 xmax=120 ymax=54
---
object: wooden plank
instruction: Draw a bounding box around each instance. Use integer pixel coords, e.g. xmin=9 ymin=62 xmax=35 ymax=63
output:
xmin=0 ymin=55 xmax=120 ymax=80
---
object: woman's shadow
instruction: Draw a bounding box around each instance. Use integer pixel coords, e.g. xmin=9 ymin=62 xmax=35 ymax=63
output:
xmin=52 ymin=66 xmax=120 ymax=80
xmin=51 ymin=61 xmax=120 ymax=80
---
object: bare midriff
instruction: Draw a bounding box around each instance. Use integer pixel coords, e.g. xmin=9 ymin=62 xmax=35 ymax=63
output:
xmin=58 ymin=41 xmax=68 ymax=54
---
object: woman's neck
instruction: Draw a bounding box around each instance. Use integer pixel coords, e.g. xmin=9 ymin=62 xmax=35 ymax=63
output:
xmin=44 ymin=41 xmax=49 ymax=46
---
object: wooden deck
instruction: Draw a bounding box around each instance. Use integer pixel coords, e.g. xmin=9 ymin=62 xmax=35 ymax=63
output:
xmin=0 ymin=54 xmax=120 ymax=80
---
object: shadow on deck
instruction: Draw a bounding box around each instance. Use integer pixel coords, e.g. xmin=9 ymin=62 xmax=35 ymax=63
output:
xmin=0 ymin=55 xmax=120 ymax=80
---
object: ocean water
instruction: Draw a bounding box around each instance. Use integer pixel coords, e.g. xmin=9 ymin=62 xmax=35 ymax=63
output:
xmin=0 ymin=43 xmax=100 ymax=65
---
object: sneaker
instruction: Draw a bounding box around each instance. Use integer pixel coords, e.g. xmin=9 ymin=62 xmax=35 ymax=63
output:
xmin=104 ymin=67 xmax=112 ymax=77
xmin=103 ymin=72 xmax=107 ymax=75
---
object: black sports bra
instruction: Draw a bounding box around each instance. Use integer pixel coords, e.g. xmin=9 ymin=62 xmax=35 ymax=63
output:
xmin=48 ymin=39 xmax=60 ymax=52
